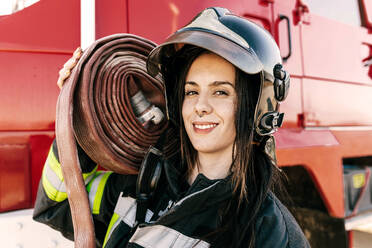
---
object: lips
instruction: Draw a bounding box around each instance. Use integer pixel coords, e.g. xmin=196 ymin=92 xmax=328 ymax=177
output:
xmin=192 ymin=122 xmax=218 ymax=134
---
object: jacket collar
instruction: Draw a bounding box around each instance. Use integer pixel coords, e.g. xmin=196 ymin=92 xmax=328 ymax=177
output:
xmin=163 ymin=158 xmax=233 ymax=207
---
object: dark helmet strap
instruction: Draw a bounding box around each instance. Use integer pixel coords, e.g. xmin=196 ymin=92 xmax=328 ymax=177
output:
xmin=259 ymin=111 xmax=284 ymax=135
xmin=273 ymin=64 xmax=290 ymax=102
xmin=135 ymin=132 xmax=166 ymax=225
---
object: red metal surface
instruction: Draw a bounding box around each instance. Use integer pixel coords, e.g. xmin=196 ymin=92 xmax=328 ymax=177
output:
xmin=301 ymin=14 xmax=371 ymax=85
xmin=0 ymin=0 xmax=80 ymax=211
xmin=96 ymin=0 xmax=128 ymax=40
xmin=361 ymin=0 xmax=372 ymax=29
xmin=0 ymin=132 xmax=54 ymax=209
xmin=0 ymin=0 xmax=79 ymax=53
xmin=302 ymin=78 xmax=372 ymax=127
xmin=0 ymin=143 xmax=30 ymax=212
xmin=275 ymin=128 xmax=339 ymax=149
xmin=127 ymin=0 xmax=271 ymax=44
xmin=279 ymin=76 xmax=303 ymax=128
xmin=29 ymin=133 xmax=54 ymax=204
xmin=0 ymin=0 xmax=82 ymax=132
xmin=348 ymin=231 xmax=353 ymax=248
xmin=0 ymin=52 xmax=69 ymax=131
xmin=272 ymin=0 xmax=304 ymax=77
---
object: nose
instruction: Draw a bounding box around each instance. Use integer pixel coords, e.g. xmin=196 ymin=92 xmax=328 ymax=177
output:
xmin=194 ymin=94 xmax=212 ymax=117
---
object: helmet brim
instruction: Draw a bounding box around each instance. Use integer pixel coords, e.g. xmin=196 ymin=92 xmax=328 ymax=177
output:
xmin=147 ymin=30 xmax=264 ymax=77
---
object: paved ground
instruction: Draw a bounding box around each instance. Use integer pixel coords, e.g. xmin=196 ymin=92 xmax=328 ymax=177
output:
xmin=1 ymin=209 xmax=73 ymax=247
xmin=3 ymin=208 xmax=372 ymax=247
xmin=353 ymin=231 xmax=372 ymax=248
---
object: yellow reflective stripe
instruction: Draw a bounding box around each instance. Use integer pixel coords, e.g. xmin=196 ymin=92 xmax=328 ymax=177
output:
xmin=47 ymin=146 xmax=64 ymax=181
xmin=43 ymin=144 xmax=98 ymax=202
xmin=48 ymin=145 xmax=98 ymax=183
xmin=42 ymin=165 xmax=67 ymax=202
xmin=83 ymin=165 xmax=98 ymax=180
xmin=103 ymin=213 xmax=120 ymax=248
xmin=92 ymin=172 xmax=112 ymax=214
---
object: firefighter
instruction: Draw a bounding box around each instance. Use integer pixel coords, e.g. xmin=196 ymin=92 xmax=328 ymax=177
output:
xmin=33 ymin=7 xmax=309 ymax=248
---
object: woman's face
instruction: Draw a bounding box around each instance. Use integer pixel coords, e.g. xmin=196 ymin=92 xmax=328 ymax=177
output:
xmin=182 ymin=52 xmax=237 ymax=155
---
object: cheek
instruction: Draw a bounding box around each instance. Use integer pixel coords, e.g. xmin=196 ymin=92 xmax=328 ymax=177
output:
xmin=215 ymin=99 xmax=236 ymax=133
xmin=212 ymin=99 xmax=236 ymax=116
xmin=226 ymin=110 xmax=236 ymax=130
xmin=224 ymin=109 xmax=237 ymax=139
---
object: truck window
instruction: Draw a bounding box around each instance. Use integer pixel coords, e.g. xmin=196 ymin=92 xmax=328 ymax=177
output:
xmin=307 ymin=0 xmax=362 ymax=27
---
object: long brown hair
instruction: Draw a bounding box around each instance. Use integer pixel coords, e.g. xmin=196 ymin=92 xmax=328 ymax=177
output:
xmin=163 ymin=45 xmax=280 ymax=247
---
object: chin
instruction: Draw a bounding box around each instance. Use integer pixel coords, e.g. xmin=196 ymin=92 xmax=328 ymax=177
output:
xmin=189 ymin=142 xmax=210 ymax=152
xmin=193 ymin=146 xmax=217 ymax=154
xmin=191 ymin=142 xmax=228 ymax=154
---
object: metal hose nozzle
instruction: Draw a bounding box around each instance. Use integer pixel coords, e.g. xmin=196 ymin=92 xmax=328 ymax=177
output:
xmin=130 ymin=90 xmax=164 ymax=126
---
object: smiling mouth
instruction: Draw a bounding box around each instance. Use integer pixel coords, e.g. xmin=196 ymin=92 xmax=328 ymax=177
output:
xmin=194 ymin=124 xmax=217 ymax=129
xmin=192 ymin=123 xmax=218 ymax=133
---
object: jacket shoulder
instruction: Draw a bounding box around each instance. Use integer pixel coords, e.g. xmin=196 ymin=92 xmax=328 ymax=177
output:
xmin=255 ymin=192 xmax=310 ymax=248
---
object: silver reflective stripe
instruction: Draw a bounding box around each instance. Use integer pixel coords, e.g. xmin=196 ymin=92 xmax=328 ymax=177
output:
xmin=103 ymin=192 xmax=136 ymax=244
xmin=114 ymin=193 xmax=154 ymax=227
xmin=44 ymin=161 xmax=66 ymax=192
xmin=45 ymin=160 xmax=96 ymax=195
xmin=104 ymin=193 xmax=154 ymax=245
xmin=145 ymin=208 xmax=154 ymax=223
xmin=158 ymin=200 xmax=174 ymax=217
xmin=129 ymin=225 xmax=210 ymax=248
xmin=88 ymin=173 xmax=105 ymax=210
xmin=116 ymin=193 xmax=137 ymax=227
xmin=175 ymin=181 xmax=220 ymax=207
xmin=84 ymin=172 xmax=96 ymax=185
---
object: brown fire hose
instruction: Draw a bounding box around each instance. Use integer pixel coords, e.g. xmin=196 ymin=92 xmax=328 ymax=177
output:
xmin=56 ymin=34 xmax=177 ymax=247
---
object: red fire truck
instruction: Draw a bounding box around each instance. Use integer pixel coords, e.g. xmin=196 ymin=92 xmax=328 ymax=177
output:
xmin=0 ymin=0 xmax=371 ymax=247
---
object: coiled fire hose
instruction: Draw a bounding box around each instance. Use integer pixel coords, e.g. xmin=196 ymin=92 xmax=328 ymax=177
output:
xmin=56 ymin=34 xmax=177 ymax=247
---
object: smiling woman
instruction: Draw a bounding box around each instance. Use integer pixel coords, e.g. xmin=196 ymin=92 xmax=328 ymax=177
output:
xmin=33 ymin=7 xmax=308 ymax=248
xmin=182 ymin=52 xmax=237 ymax=183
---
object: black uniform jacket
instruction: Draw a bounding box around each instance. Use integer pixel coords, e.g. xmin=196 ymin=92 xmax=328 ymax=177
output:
xmin=33 ymin=141 xmax=310 ymax=248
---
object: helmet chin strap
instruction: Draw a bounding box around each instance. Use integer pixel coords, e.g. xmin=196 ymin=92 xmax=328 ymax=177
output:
xmin=135 ymin=133 xmax=166 ymax=226
xmin=259 ymin=136 xmax=280 ymax=167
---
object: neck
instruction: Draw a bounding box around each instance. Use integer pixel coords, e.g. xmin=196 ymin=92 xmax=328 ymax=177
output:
xmin=188 ymin=145 xmax=233 ymax=185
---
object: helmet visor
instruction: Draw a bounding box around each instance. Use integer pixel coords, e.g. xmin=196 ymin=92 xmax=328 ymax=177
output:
xmin=147 ymin=30 xmax=263 ymax=77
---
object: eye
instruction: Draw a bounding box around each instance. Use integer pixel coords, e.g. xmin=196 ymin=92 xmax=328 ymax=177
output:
xmin=185 ymin=90 xmax=198 ymax=96
xmin=214 ymin=90 xmax=229 ymax=96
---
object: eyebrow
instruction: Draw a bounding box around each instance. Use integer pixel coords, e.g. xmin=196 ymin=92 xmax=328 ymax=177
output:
xmin=185 ymin=81 xmax=235 ymax=88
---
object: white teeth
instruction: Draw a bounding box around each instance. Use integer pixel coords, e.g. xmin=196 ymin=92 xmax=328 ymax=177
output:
xmin=194 ymin=124 xmax=217 ymax=129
